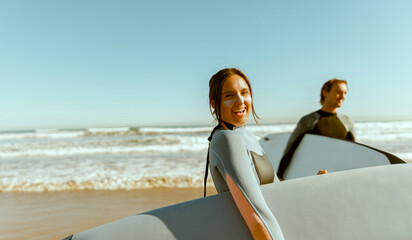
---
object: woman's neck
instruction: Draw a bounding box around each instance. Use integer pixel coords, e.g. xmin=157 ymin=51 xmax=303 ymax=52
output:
xmin=220 ymin=121 xmax=234 ymax=130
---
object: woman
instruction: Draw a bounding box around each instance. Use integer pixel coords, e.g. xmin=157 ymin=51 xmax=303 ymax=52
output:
xmin=204 ymin=68 xmax=285 ymax=240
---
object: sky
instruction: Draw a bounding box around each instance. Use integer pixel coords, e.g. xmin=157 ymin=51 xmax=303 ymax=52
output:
xmin=1 ymin=0 xmax=412 ymax=131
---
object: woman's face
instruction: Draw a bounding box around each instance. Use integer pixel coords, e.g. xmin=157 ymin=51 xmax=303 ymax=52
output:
xmin=219 ymin=75 xmax=252 ymax=127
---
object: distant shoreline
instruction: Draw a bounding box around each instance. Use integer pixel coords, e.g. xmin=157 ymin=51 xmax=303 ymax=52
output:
xmin=2 ymin=118 xmax=412 ymax=134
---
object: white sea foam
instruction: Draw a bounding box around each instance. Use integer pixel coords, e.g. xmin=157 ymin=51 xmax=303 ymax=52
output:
xmin=0 ymin=134 xmax=208 ymax=159
xmin=0 ymin=131 xmax=85 ymax=141
xmin=0 ymin=144 xmax=208 ymax=159
xmin=139 ymin=126 xmax=212 ymax=134
xmin=0 ymin=154 xmax=207 ymax=192
xmin=87 ymin=127 xmax=131 ymax=133
xmin=397 ymin=153 xmax=412 ymax=162
xmin=0 ymin=177 xmax=214 ymax=192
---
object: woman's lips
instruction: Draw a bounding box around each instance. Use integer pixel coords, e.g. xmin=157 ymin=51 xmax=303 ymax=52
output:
xmin=233 ymin=108 xmax=246 ymax=116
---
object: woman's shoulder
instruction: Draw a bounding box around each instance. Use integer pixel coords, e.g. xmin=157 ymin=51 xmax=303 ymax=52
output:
xmin=210 ymin=129 xmax=247 ymax=149
xmin=211 ymin=128 xmax=261 ymax=151
xmin=212 ymin=129 xmax=243 ymax=142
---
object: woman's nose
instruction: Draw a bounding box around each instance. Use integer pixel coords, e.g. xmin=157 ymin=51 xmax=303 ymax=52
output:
xmin=236 ymin=93 xmax=244 ymax=103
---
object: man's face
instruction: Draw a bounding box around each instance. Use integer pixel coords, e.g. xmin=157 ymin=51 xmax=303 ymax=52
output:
xmin=323 ymin=83 xmax=348 ymax=109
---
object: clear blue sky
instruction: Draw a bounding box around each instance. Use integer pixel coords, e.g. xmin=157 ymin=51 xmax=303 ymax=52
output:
xmin=1 ymin=0 xmax=412 ymax=130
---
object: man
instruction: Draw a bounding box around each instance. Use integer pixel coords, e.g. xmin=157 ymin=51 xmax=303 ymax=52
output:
xmin=277 ymin=78 xmax=355 ymax=179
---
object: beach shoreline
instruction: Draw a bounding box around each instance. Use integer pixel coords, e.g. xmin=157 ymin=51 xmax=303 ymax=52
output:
xmin=0 ymin=187 xmax=217 ymax=240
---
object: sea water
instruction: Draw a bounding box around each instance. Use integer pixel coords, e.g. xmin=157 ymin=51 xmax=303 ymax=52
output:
xmin=1 ymin=121 xmax=411 ymax=192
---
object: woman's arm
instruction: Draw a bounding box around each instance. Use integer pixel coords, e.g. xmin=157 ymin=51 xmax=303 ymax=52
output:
xmin=210 ymin=131 xmax=284 ymax=240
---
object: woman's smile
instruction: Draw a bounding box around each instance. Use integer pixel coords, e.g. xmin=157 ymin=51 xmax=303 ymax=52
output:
xmin=233 ymin=108 xmax=246 ymax=116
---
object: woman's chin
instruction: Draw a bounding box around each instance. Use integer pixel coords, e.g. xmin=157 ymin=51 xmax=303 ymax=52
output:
xmin=232 ymin=119 xmax=248 ymax=127
xmin=224 ymin=115 xmax=249 ymax=127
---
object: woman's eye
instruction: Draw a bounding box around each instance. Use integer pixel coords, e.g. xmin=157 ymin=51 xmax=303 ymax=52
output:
xmin=224 ymin=94 xmax=233 ymax=98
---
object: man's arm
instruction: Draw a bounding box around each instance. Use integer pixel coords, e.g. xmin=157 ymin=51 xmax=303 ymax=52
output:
xmin=277 ymin=112 xmax=319 ymax=179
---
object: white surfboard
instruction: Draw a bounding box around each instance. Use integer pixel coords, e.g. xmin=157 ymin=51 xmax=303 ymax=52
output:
xmin=260 ymin=133 xmax=404 ymax=180
xmin=259 ymin=132 xmax=291 ymax=171
xmin=66 ymin=164 xmax=412 ymax=240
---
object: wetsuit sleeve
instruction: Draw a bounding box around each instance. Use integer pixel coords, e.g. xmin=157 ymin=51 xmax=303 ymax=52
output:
xmin=348 ymin=117 xmax=355 ymax=141
xmin=339 ymin=114 xmax=356 ymax=141
xmin=346 ymin=131 xmax=355 ymax=141
xmin=277 ymin=115 xmax=316 ymax=179
xmin=209 ymin=131 xmax=284 ymax=240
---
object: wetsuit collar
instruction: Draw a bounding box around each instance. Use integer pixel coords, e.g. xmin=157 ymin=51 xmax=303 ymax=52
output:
xmin=317 ymin=109 xmax=337 ymax=117
xmin=208 ymin=121 xmax=236 ymax=142
xmin=220 ymin=121 xmax=235 ymax=130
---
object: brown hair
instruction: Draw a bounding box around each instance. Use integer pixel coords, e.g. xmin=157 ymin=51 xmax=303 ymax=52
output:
xmin=320 ymin=78 xmax=348 ymax=104
xmin=209 ymin=68 xmax=260 ymax=124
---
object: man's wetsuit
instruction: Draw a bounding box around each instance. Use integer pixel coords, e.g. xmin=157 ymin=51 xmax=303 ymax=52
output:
xmin=208 ymin=123 xmax=285 ymax=240
xmin=277 ymin=110 xmax=355 ymax=179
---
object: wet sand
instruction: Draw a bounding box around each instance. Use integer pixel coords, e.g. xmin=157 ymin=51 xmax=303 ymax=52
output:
xmin=0 ymin=187 xmax=218 ymax=240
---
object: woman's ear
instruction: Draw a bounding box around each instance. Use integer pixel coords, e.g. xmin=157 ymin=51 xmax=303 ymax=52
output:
xmin=210 ymin=100 xmax=216 ymax=109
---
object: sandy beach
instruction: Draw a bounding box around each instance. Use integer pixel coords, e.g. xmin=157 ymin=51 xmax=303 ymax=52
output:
xmin=0 ymin=187 xmax=217 ymax=240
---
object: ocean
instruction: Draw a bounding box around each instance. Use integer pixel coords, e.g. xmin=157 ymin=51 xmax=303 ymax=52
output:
xmin=1 ymin=121 xmax=412 ymax=193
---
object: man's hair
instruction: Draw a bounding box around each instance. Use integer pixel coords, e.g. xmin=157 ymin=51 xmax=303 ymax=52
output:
xmin=320 ymin=78 xmax=347 ymax=104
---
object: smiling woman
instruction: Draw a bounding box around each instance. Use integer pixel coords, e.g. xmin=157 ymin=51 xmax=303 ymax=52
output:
xmin=205 ymin=68 xmax=285 ymax=240
xmin=216 ymin=75 xmax=252 ymax=126
xmin=208 ymin=68 xmax=260 ymax=127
